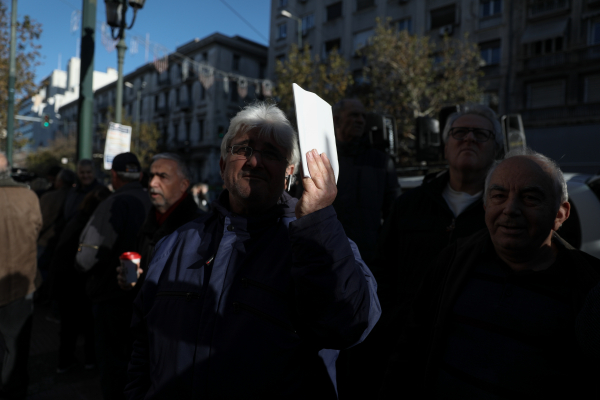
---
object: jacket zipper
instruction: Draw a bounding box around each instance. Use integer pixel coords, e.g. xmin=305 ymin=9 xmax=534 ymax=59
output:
xmin=233 ymin=301 xmax=297 ymax=334
xmin=156 ymin=291 xmax=202 ymax=302
xmin=241 ymin=277 xmax=287 ymax=300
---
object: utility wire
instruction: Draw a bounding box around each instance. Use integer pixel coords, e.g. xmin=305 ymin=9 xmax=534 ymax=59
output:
xmin=218 ymin=0 xmax=269 ymax=43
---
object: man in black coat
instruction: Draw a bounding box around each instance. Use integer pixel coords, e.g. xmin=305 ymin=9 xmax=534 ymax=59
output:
xmin=382 ymin=149 xmax=600 ymax=398
xmin=118 ymin=152 xmax=202 ymax=290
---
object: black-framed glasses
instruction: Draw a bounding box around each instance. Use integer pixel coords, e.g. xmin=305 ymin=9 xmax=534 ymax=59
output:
xmin=449 ymin=127 xmax=495 ymax=143
xmin=228 ymin=145 xmax=288 ymax=163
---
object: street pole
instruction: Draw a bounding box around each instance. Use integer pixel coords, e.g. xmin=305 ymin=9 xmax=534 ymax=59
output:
xmin=115 ymin=0 xmax=128 ymax=124
xmin=296 ymin=17 xmax=302 ymax=49
xmin=135 ymin=82 xmax=145 ymax=153
xmin=77 ymin=0 xmax=97 ymax=161
xmin=6 ymin=0 xmax=18 ymax=165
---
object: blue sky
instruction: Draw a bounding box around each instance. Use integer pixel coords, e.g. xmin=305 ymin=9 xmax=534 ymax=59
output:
xmin=15 ymin=0 xmax=271 ymax=84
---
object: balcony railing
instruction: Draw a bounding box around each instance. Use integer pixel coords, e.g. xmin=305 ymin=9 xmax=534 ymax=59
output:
xmin=521 ymin=44 xmax=600 ymax=70
xmin=520 ymin=103 xmax=600 ymax=122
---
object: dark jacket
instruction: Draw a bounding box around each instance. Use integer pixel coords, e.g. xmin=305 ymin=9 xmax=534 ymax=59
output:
xmin=373 ymin=169 xmax=486 ymax=324
xmin=332 ymin=141 xmax=400 ymax=264
xmin=125 ymin=191 xmax=381 ymax=400
xmin=134 ymin=193 xmax=203 ymax=289
xmin=76 ymin=181 xmax=152 ymax=302
xmin=382 ymin=230 xmax=600 ymax=399
xmin=63 ymin=180 xmax=99 ymax=222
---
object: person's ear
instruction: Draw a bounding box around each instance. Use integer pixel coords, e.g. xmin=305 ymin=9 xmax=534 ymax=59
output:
xmin=219 ymin=157 xmax=225 ymax=180
xmin=553 ymin=201 xmax=571 ymax=231
xmin=286 ymin=164 xmax=295 ymax=176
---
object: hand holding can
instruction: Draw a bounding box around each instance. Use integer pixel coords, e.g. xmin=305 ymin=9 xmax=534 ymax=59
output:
xmin=119 ymin=252 xmax=142 ymax=284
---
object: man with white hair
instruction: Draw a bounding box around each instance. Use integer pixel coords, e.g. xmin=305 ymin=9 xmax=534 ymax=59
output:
xmin=382 ymin=148 xmax=600 ymax=398
xmin=77 ymin=152 xmax=152 ymax=400
xmin=0 ymin=151 xmax=42 ymax=399
xmin=125 ymin=102 xmax=380 ymax=399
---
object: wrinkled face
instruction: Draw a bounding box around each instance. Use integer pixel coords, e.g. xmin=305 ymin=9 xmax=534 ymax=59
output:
xmin=219 ymin=128 xmax=289 ymax=214
xmin=445 ymin=114 xmax=497 ymax=174
xmin=148 ymin=159 xmax=189 ymax=213
xmin=335 ymin=100 xmax=366 ymax=142
xmin=485 ymin=157 xmax=568 ymax=257
xmin=77 ymin=165 xmax=95 ymax=186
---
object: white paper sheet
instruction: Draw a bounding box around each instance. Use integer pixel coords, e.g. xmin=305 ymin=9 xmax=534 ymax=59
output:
xmin=292 ymin=83 xmax=339 ymax=183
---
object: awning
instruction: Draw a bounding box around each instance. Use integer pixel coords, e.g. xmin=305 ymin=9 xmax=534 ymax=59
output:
xmin=521 ymin=18 xmax=569 ymax=44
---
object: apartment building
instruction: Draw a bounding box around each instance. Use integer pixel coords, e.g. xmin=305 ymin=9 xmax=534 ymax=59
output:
xmin=59 ymin=33 xmax=268 ymax=185
xmin=269 ymin=0 xmax=600 ymax=171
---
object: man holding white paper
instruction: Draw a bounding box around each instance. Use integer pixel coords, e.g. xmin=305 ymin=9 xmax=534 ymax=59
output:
xmin=126 ymin=102 xmax=380 ymax=399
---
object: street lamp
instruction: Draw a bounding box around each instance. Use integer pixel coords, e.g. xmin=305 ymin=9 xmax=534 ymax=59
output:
xmin=280 ymin=10 xmax=302 ymax=49
xmin=105 ymin=0 xmax=146 ymax=124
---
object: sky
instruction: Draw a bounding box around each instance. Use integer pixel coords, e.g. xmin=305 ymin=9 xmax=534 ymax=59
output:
xmin=14 ymin=0 xmax=272 ymax=84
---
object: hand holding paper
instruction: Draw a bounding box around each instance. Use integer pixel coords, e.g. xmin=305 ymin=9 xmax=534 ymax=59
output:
xmin=295 ymin=149 xmax=337 ymax=219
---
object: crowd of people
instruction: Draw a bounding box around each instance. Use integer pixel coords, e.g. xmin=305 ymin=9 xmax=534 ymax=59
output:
xmin=0 ymin=100 xmax=598 ymax=400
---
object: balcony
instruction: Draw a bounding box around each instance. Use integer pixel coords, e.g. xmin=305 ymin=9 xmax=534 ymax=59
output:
xmin=520 ymin=103 xmax=600 ymax=124
xmin=521 ymin=44 xmax=600 ymax=71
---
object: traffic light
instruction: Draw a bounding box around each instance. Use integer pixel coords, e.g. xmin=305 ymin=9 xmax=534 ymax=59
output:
xmin=42 ymin=114 xmax=50 ymax=128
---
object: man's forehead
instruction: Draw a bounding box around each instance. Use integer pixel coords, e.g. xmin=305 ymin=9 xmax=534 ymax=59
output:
xmin=491 ymin=156 xmax=553 ymax=188
xmin=151 ymin=158 xmax=178 ymax=173
xmin=232 ymin=128 xmax=280 ymax=148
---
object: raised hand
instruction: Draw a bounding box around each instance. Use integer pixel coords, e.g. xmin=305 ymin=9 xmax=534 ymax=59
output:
xmin=295 ymin=149 xmax=337 ymax=219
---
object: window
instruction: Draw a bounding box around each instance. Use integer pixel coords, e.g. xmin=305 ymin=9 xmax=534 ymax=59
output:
xmin=591 ymin=21 xmax=600 ymax=45
xmin=430 ymin=4 xmax=456 ymax=29
xmin=530 ymin=0 xmax=568 ymax=15
xmin=277 ymin=0 xmax=288 ymax=8
xmin=276 ymin=54 xmax=286 ymax=64
xmin=231 ymin=81 xmax=239 ymax=102
xmin=175 ymin=87 xmax=180 ymax=106
xmin=397 ymin=18 xmax=413 ymax=33
xmin=584 ymin=74 xmax=600 ymax=103
xmin=173 ymin=122 xmax=180 ymax=144
xmin=198 ymin=119 xmax=204 ymax=142
xmin=187 ymin=83 xmax=194 ymax=103
xmin=353 ymin=29 xmax=374 ymax=54
xmin=259 ymin=62 xmax=266 ymax=79
xmin=277 ymin=23 xmax=287 ymax=40
xmin=302 ymin=14 xmax=315 ymax=34
xmin=233 ymin=54 xmax=240 ymax=71
xmin=322 ymin=38 xmax=341 ymax=59
xmin=357 ymin=0 xmax=375 ymax=11
xmin=480 ymin=40 xmax=501 ymax=66
xmin=525 ymin=37 xmax=564 ymax=56
xmin=327 ymin=2 xmax=343 ymax=21
xmin=527 ymin=80 xmax=565 ymax=108
xmin=481 ymin=0 xmax=502 ymax=17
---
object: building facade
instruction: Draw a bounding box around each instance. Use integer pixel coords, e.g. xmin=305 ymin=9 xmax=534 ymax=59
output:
xmin=268 ymin=0 xmax=600 ymax=172
xmin=59 ymin=33 xmax=268 ymax=185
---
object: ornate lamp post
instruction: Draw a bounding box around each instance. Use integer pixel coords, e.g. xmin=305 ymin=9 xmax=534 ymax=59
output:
xmin=105 ymin=0 xmax=146 ymax=124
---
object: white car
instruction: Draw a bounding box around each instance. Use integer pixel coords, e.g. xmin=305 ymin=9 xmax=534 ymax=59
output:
xmin=398 ymin=173 xmax=600 ymax=259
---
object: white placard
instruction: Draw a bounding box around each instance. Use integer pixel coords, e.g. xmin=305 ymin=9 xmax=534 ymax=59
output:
xmin=103 ymin=122 xmax=132 ymax=170
xmin=292 ymin=83 xmax=339 ymax=183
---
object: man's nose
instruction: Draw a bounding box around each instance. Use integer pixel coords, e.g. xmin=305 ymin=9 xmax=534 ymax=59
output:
xmin=503 ymin=195 xmax=521 ymax=216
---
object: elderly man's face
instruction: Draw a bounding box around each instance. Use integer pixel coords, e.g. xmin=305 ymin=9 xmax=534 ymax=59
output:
xmin=485 ymin=156 xmax=569 ymax=257
xmin=77 ymin=164 xmax=95 ymax=186
xmin=335 ymin=100 xmax=366 ymax=142
xmin=219 ymin=128 xmax=289 ymax=214
xmin=149 ymin=159 xmax=190 ymax=214
xmin=445 ymin=114 xmax=497 ymax=174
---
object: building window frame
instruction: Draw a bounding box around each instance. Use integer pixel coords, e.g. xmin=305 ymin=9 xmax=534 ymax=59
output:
xmin=480 ymin=39 xmax=501 ymax=66
xmin=277 ymin=23 xmax=287 ymax=40
xmin=430 ymin=4 xmax=457 ymax=30
xmin=480 ymin=0 xmax=502 ymax=18
xmin=327 ymin=2 xmax=343 ymax=21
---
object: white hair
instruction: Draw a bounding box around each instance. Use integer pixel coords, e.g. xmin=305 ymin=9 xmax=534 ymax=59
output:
xmin=484 ymin=147 xmax=568 ymax=206
xmin=220 ymin=102 xmax=300 ymax=170
xmin=442 ymin=104 xmax=503 ymax=148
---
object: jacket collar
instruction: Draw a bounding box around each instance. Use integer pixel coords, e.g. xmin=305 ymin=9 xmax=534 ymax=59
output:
xmin=141 ymin=192 xmax=200 ymax=237
xmin=0 ymin=175 xmax=28 ymax=188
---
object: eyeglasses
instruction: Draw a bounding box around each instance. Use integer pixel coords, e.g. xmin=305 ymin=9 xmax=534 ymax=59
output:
xmin=449 ymin=127 xmax=495 ymax=143
xmin=228 ymin=145 xmax=288 ymax=163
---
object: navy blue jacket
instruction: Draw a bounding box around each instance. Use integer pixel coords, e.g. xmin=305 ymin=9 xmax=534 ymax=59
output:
xmin=125 ymin=191 xmax=380 ymax=399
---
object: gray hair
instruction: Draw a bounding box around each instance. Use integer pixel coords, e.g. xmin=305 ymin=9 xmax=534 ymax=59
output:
xmin=484 ymin=147 xmax=568 ymax=206
xmin=77 ymin=159 xmax=94 ymax=169
xmin=116 ymin=171 xmax=141 ymax=182
xmin=443 ymin=104 xmax=503 ymax=148
xmin=151 ymin=153 xmax=192 ymax=181
xmin=220 ymin=102 xmax=300 ymax=170
xmin=56 ymin=169 xmax=76 ymax=187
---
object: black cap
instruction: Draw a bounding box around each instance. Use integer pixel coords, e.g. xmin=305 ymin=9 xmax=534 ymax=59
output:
xmin=112 ymin=152 xmax=141 ymax=173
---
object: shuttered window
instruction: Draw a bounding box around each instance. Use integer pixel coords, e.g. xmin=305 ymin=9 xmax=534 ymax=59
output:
xmin=527 ymin=80 xmax=565 ymax=108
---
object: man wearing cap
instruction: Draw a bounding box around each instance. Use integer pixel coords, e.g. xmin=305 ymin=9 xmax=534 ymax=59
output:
xmin=77 ymin=152 xmax=152 ymax=400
